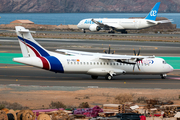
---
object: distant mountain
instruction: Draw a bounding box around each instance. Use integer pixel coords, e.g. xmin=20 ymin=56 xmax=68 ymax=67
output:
xmin=0 ymin=0 xmax=180 ymax=13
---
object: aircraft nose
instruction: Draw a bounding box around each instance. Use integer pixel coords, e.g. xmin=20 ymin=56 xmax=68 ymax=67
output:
xmin=77 ymin=21 xmax=82 ymax=28
xmin=168 ymin=64 xmax=174 ymax=72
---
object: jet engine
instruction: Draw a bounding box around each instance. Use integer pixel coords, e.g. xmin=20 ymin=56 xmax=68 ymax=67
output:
xmin=89 ymin=24 xmax=101 ymax=31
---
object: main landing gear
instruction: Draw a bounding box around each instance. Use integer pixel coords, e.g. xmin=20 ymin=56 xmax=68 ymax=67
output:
xmin=105 ymin=74 xmax=113 ymax=80
xmin=91 ymin=75 xmax=98 ymax=79
xmin=160 ymin=74 xmax=167 ymax=79
xmin=91 ymin=74 xmax=113 ymax=80
xmin=108 ymin=30 xmax=115 ymax=33
xmin=121 ymin=30 xmax=128 ymax=34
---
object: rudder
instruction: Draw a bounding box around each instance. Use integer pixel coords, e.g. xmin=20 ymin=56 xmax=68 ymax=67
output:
xmin=15 ymin=26 xmax=50 ymax=57
xmin=145 ymin=2 xmax=161 ymax=21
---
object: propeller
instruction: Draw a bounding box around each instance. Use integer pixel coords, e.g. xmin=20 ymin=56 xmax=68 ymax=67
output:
xmin=104 ymin=45 xmax=115 ymax=54
xmin=133 ymin=48 xmax=141 ymax=71
xmin=133 ymin=48 xmax=141 ymax=56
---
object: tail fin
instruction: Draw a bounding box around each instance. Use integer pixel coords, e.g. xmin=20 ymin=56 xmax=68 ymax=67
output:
xmin=15 ymin=26 xmax=50 ymax=57
xmin=145 ymin=2 xmax=160 ymax=21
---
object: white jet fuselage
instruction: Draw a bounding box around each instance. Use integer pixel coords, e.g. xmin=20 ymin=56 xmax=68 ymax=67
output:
xmin=77 ymin=18 xmax=156 ymax=31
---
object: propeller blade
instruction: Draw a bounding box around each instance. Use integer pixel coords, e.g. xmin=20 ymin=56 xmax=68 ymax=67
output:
xmin=137 ymin=48 xmax=141 ymax=56
xmin=137 ymin=63 xmax=140 ymax=71
xmin=108 ymin=45 xmax=110 ymax=54
xmin=112 ymin=50 xmax=115 ymax=54
xmin=133 ymin=49 xmax=136 ymax=56
xmin=133 ymin=64 xmax=135 ymax=72
xmin=103 ymin=50 xmax=107 ymax=54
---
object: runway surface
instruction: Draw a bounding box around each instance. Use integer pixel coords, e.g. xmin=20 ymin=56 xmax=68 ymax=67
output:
xmin=1 ymin=30 xmax=180 ymax=37
xmin=1 ymin=37 xmax=180 ymax=56
xmin=0 ymin=64 xmax=180 ymax=89
xmin=0 ymin=37 xmax=180 ymax=89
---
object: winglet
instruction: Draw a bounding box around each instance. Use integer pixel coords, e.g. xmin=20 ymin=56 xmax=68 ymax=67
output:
xmin=145 ymin=2 xmax=161 ymax=21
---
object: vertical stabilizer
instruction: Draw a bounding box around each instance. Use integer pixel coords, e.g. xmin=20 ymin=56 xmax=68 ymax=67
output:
xmin=15 ymin=26 xmax=50 ymax=57
xmin=145 ymin=2 xmax=161 ymax=21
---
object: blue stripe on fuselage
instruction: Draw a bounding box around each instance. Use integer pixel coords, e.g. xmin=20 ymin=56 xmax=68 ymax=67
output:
xmin=45 ymin=56 xmax=64 ymax=73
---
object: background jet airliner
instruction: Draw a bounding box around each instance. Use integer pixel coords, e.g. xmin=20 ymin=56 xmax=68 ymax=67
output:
xmin=77 ymin=2 xmax=171 ymax=34
xmin=13 ymin=26 xmax=173 ymax=80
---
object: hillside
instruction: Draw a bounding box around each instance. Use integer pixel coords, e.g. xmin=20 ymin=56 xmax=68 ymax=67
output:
xmin=0 ymin=0 xmax=180 ymax=13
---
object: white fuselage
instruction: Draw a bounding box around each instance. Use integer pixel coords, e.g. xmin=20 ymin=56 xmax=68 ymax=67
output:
xmin=77 ymin=18 xmax=156 ymax=31
xmin=13 ymin=51 xmax=173 ymax=76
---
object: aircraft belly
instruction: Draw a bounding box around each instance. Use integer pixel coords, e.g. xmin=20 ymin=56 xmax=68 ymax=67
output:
xmin=87 ymin=68 xmax=125 ymax=76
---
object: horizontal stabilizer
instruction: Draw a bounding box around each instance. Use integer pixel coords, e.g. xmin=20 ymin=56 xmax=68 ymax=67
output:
xmin=156 ymin=19 xmax=173 ymax=24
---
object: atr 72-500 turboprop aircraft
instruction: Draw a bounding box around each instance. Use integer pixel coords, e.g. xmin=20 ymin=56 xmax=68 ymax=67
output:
xmin=13 ymin=26 xmax=173 ymax=80
xmin=77 ymin=2 xmax=171 ymax=34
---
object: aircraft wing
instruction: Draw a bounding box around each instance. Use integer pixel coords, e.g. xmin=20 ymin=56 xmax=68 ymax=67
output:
xmin=91 ymin=19 xmax=124 ymax=30
xmin=91 ymin=19 xmax=111 ymax=29
xmin=100 ymin=54 xmax=155 ymax=60
xmin=56 ymin=49 xmax=95 ymax=56
xmin=56 ymin=49 xmax=155 ymax=63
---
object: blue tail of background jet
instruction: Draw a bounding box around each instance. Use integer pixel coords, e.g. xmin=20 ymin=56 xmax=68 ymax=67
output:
xmin=145 ymin=2 xmax=160 ymax=21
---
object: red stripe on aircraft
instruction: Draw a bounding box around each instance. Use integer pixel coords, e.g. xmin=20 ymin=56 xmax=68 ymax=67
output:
xmin=39 ymin=57 xmax=50 ymax=70
xmin=19 ymin=39 xmax=41 ymax=57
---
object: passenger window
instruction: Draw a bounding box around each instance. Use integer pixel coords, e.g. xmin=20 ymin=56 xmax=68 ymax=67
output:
xmin=87 ymin=62 xmax=89 ymax=65
xmin=90 ymin=62 xmax=92 ymax=65
xmin=100 ymin=62 xmax=102 ymax=65
xmin=94 ymin=62 xmax=96 ymax=65
xmin=104 ymin=63 xmax=106 ymax=65
xmin=74 ymin=62 xmax=76 ymax=65
xmin=71 ymin=62 xmax=73 ymax=64
xmin=97 ymin=62 xmax=99 ymax=65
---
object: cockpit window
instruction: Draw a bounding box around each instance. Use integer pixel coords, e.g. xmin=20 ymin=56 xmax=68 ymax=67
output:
xmin=162 ymin=61 xmax=167 ymax=64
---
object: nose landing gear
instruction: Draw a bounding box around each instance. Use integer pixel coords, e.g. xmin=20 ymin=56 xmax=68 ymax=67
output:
xmin=161 ymin=74 xmax=167 ymax=79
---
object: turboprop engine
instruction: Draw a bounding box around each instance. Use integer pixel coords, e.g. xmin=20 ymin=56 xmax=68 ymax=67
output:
xmin=89 ymin=24 xmax=101 ymax=31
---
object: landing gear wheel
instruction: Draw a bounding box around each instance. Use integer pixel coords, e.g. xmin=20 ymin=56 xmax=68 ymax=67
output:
xmin=108 ymin=31 xmax=115 ymax=34
xmin=105 ymin=74 xmax=113 ymax=80
xmin=121 ymin=30 xmax=127 ymax=34
xmin=82 ymin=29 xmax=86 ymax=33
xmin=91 ymin=75 xmax=98 ymax=79
xmin=161 ymin=74 xmax=167 ymax=79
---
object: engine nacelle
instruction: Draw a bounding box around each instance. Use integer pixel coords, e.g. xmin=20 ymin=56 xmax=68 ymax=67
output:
xmin=89 ymin=24 xmax=101 ymax=31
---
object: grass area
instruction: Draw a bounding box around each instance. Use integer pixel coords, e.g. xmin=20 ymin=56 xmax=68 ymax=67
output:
xmin=0 ymin=53 xmax=23 ymax=64
xmin=0 ymin=53 xmax=180 ymax=69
